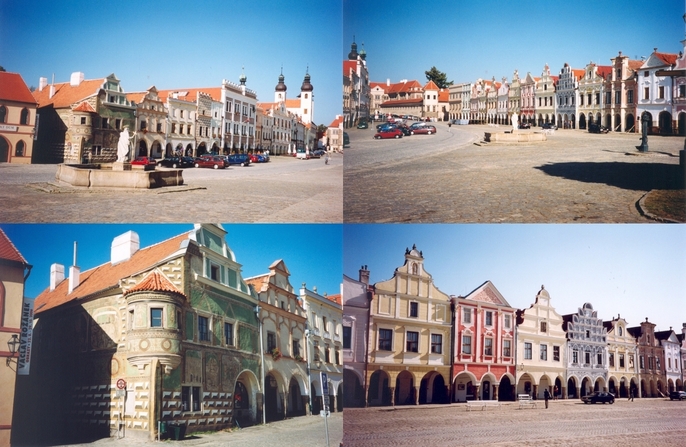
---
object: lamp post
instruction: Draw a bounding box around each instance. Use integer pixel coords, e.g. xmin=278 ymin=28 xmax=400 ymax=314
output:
xmin=254 ymin=305 xmax=266 ymax=425
xmin=6 ymin=334 xmax=19 ymax=366
xmin=305 ymin=322 xmax=313 ymax=415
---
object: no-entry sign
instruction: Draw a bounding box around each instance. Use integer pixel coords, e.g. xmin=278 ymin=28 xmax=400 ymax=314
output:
xmin=117 ymin=379 xmax=127 ymax=390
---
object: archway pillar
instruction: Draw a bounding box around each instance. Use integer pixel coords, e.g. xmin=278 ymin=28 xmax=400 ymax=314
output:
xmin=474 ymin=384 xmax=481 ymax=401
xmin=561 ymin=386 xmax=567 ymax=399
xmin=413 ymin=386 xmax=420 ymax=405
xmin=389 ymin=386 xmax=396 ymax=406
xmin=532 ymin=384 xmax=538 ymax=399
xmin=576 ymin=386 xmax=581 ymax=399
xmin=364 ymin=384 xmax=370 ymax=407
xmin=493 ymin=384 xmax=499 ymax=401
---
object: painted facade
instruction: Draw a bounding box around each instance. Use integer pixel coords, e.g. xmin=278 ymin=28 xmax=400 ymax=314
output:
xmin=366 ymin=246 xmax=452 ymax=407
xmin=515 ymin=286 xmax=567 ymax=400
xmin=555 ymin=64 xmax=584 ymax=129
xmin=452 ymin=281 xmax=517 ymax=402
xmin=0 ymin=72 xmax=37 ymax=164
xmin=520 ymin=73 xmax=538 ymax=125
xmin=671 ymin=39 xmax=686 ymax=135
xmin=14 ymin=225 xmax=263 ymax=444
xmin=508 ymin=70 xmax=522 ymax=121
xmin=344 ymin=40 xmax=370 ymax=126
xmin=534 ymin=64 xmax=558 ymax=127
xmin=603 ymin=315 xmax=640 ymax=398
xmin=578 ymin=62 xmax=611 ymax=130
xmin=627 ymin=319 xmax=665 ymax=397
xmin=497 ymin=78 xmax=510 ymax=125
xmin=300 ymin=285 xmax=343 ymax=413
xmin=0 ymin=229 xmax=31 ymax=447
xmin=246 ymin=260 xmax=309 ymax=422
xmin=126 ymin=87 xmax=168 ymax=159
xmin=655 ymin=329 xmax=682 ymax=393
xmin=636 ymin=48 xmax=680 ymax=134
xmin=342 ymin=268 xmax=372 ymax=408
xmin=562 ymin=303 xmax=608 ymax=398
xmin=603 ymin=52 xmax=643 ymax=132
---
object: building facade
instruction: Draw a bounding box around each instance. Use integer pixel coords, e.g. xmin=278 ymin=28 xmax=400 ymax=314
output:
xmin=628 ymin=318 xmax=666 ymax=397
xmin=603 ymin=315 xmax=640 ymax=398
xmin=342 ymin=268 xmax=372 ymax=408
xmin=655 ymin=329 xmax=682 ymax=393
xmin=556 ymin=64 xmax=584 ymax=129
xmin=366 ymin=246 xmax=452 ymax=407
xmin=515 ymin=286 xmax=567 ymax=400
xmin=637 ymin=48 xmax=679 ymax=134
xmin=535 ymin=64 xmax=558 ymax=127
xmin=578 ymin=62 xmax=611 ymax=130
xmin=0 ymin=72 xmax=37 ymax=164
xmin=603 ymin=52 xmax=642 ymax=132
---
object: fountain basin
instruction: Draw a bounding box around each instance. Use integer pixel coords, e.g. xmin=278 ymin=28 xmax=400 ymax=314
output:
xmin=55 ymin=163 xmax=184 ymax=189
xmin=484 ymin=131 xmax=547 ymax=143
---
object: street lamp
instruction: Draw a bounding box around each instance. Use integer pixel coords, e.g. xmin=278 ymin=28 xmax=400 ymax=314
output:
xmin=305 ymin=322 xmax=313 ymax=415
xmin=254 ymin=305 xmax=266 ymax=425
xmin=6 ymin=334 xmax=19 ymax=366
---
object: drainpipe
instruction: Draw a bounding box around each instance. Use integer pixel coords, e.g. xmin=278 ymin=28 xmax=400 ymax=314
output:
xmin=449 ymin=297 xmax=457 ymax=403
xmin=255 ymin=305 xmax=266 ymax=425
xmin=363 ymin=287 xmax=373 ymax=407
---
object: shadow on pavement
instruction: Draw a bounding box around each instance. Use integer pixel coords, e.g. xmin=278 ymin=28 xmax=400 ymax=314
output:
xmin=535 ymin=161 xmax=685 ymax=191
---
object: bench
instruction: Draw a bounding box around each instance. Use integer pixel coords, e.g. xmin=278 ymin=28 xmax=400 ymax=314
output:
xmin=518 ymin=394 xmax=536 ymax=409
xmin=466 ymin=400 xmax=501 ymax=411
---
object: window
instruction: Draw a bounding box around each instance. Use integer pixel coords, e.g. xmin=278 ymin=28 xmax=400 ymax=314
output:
xmin=573 ymin=350 xmax=578 ymax=364
xmin=151 ymin=308 xmax=163 ymax=327
xmin=658 ymin=86 xmax=664 ymax=99
xmin=609 ymin=353 xmax=614 ymax=367
xmin=182 ymin=386 xmax=201 ymax=412
xmin=15 ymin=141 xmax=25 ymax=157
xmin=406 ymin=331 xmax=419 ymax=352
xmin=102 ymin=117 xmax=109 ymax=128
xmin=615 ymin=91 xmax=621 ymax=104
xmin=585 ymin=330 xmax=590 ymax=339
xmin=325 ymin=344 xmax=330 ymax=363
xmin=409 ymin=302 xmax=418 ymax=318
xmin=198 ymin=316 xmax=209 ymax=341
xmin=640 ymin=355 xmax=645 ymax=369
xmin=267 ymin=331 xmax=276 ymax=351
xmin=462 ymin=335 xmax=472 ymax=354
xmin=619 ymin=354 xmax=625 ymax=368
xmin=157 ymin=122 xmax=162 ymax=132
xmin=606 ymin=92 xmax=611 ymax=105
xmin=313 ymin=341 xmax=320 ymax=361
xmin=431 ymin=334 xmax=442 ymax=354
xmin=627 ymin=90 xmax=634 ymax=104
xmin=540 ymin=321 xmax=547 ymax=333
xmin=485 ymin=311 xmax=493 ymax=326
xmin=644 ymin=87 xmax=650 ymax=100
xmin=224 ymin=322 xmax=234 ymax=346
xmin=292 ymin=339 xmax=300 ymax=357
xmin=680 ymin=85 xmax=686 ymax=97
xmin=656 ymin=357 xmax=661 ymax=370
xmin=378 ymin=328 xmax=393 ymax=351
xmin=115 ymin=119 xmax=121 ymax=130
xmin=322 ymin=317 xmax=328 ymax=332
xmin=81 ymin=116 xmax=87 ymax=125
xmin=524 ymin=342 xmax=532 ymax=360
xmin=484 ymin=338 xmax=493 ymax=356
xmin=553 ymin=345 xmax=560 ymax=361
xmin=210 ymin=263 xmax=220 ymax=281
xmin=540 ymin=344 xmax=547 ymax=361
xmin=335 ymin=347 xmax=340 ymax=365
xmin=343 ymin=326 xmax=352 ymax=349
xmin=463 ymin=308 xmax=471 ymax=324
xmin=644 ymin=71 xmax=649 ymax=77
xmin=585 ymin=351 xmax=591 ymax=365
xmin=504 ymin=314 xmax=511 ymax=329
xmin=503 ymin=340 xmax=511 ymax=357
xmin=0 ymin=105 xmax=6 ymax=122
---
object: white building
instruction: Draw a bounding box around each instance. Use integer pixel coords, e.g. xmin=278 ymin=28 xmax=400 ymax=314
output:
xmin=342 ymin=268 xmax=372 ymax=408
xmin=636 ymin=48 xmax=679 ymax=134
xmin=556 ymin=63 xmax=585 ymax=129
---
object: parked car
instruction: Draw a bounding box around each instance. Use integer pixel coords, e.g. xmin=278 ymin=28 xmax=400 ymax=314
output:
xmin=194 ymin=155 xmax=226 ymax=169
xmin=226 ymin=153 xmax=250 ymax=166
xmin=159 ymin=156 xmax=192 ymax=168
xmin=411 ymin=125 xmax=437 ymax=135
xmin=130 ymin=156 xmax=156 ymax=170
xmin=377 ymin=123 xmax=398 ymax=131
xmin=519 ymin=122 xmax=531 ymax=129
xmin=581 ymin=392 xmax=615 ymax=404
xmin=398 ymin=126 xmax=412 ymax=136
xmin=542 ymin=122 xmax=557 ymax=130
xmin=357 ymin=121 xmax=368 ymax=129
xmin=374 ymin=128 xmax=403 ymax=139
xmin=409 ymin=122 xmax=428 ymax=130
xmin=669 ymin=390 xmax=686 ymax=400
xmin=588 ymin=123 xmax=609 ymax=134
xmin=296 ymin=147 xmax=310 ymax=159
xmin=312 ymin=149 xmax=326 ymax=158
xmin=343 ymin=132 xmax=350 ymax=148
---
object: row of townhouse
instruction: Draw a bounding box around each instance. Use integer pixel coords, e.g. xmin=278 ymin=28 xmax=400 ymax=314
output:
xmin=343 ymin=40 xmax=371 ymax=128
xmin=0 ymin=69 xmax=319 ymax=164
xmin=7 ymin=224 xmax=342 ymax=445
xmin=448 ymin=42 xmax=685 ymax=134
xmin=343 ymin=245 xmax=686 ymax=408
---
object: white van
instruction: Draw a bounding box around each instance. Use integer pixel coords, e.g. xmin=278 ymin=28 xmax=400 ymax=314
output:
xmin=296 ymin=147 xmax=309 ymax=159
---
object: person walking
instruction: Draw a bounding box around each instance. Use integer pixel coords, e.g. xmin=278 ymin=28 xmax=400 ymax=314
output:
xmin=629 ymin=388 xmax=634 ymax=401
xmin=448 ymin=121 xmax=452 ymax=133
xmin=544 ymin=388 xmax=551 ymax=409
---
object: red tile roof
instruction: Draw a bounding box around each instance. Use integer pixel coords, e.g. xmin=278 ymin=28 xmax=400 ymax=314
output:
xmin=0 ymin=228 xmax=29 ymax=265
xmin=343 ymin=60 xmax=357 ymax=76
xmin=72 ymin=102 xmax=96 ymax=113
xmin=0 ymin=72 xmax=37 ymax=104
xmin=655 ymin=52 xmax=679 ymax=66
xmin=285 ymin=99 xmax=301 ymax=109
xmin=424 ymin=80 xmax=439 ymax=90
xmin=380 ymin=98 xmax=424 ymax=106
xmin=32 ymin=78 xmax=105 ymax=109
xmin=571 ymin=69 xmax=585 ymax=80
xmin=156 ymin=87 xmax=222 ymax=103
xmin=596 ymin=66 xmax=613 ymax=79
xmin=628 ymin=60 xmax=644 ymax=71
xmin=438 ymin=89 xmax=449 ymax=102
xmin=34 ymin=232 xmax=191 ymax=315
xmin=327 ymin=294 xmax=341 ymax=305
xmin=328 ymin=116 xmax=343 ymax=127
xmin=124 ymin=270 xmax=185 ymax=297
xmin=244 ymin=274 xmax=269 ymax=293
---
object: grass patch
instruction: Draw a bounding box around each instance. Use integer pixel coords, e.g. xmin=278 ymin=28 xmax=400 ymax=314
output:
xmin=643 ymin=189 xmax=686 ymax=222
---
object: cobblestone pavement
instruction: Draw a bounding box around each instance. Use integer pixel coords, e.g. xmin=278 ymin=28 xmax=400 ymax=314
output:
xmin=62 ymin=413 xmax=342 ymax=447
xmin=343 ymin=398 xmax=686 ymax=446
xmin=344 ymin=123 xmax=685 ymax=223
xmin=0 ymin=154 xmax=342 ymax=223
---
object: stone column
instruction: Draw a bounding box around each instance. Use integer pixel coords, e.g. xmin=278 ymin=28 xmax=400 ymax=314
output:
xmin=561 ymin=386 xmax=567 ymax=399
xmin=474 ymin=385 xmax=481 ymax=400
xmin=532 ymin=384 xmax=538 ymax=399
xmin=413 ymin=386 xmax=420 ymax=405
xmin=364 ymin=384 xmax=370 ymax=407
xmin=493 ymin=385 xmax=499 ymax=401
xmin=576 ymin=386 xmax=581 ymax=399
xmin=389 ymin=387 xmax=396 ymax=406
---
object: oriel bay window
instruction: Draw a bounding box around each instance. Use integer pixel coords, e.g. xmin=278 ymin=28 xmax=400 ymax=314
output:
xmin=406 ymin=331 xmax=419 ymax=353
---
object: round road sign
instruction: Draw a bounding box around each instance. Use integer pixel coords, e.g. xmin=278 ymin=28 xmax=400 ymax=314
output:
xmin=117 ymin=379 xmax=127 ymax=390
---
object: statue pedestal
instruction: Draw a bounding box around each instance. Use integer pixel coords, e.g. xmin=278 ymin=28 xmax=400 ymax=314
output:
xmin=112 ymin=162 xmax=131 ymax=171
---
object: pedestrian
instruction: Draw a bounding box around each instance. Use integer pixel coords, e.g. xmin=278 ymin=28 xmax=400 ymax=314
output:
xmin=629 ymin=388 xmax=634 ymax=401
xmin=324 ymin=152 xmax=330 ymax=165
xmin=448 ymin=121 xmax=452 ymax=133
xmin=544 ymin=388 xmax=551 ymax=409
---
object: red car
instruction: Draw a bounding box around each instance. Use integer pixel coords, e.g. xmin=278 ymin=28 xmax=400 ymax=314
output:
xmin=194 ymin=155 xmax=226 ymax=169
xmin=411 ymin=125 xmax=436 ymax=135
xmin=374 ymin=128 xmax=403 ymax=139
xmin=130 ymin=156 xmax=157 ymax=170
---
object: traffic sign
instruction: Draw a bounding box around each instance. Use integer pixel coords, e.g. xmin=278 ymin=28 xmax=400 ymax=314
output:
xmin=320 ymin=372 xmax=329 ymax=395
xmin=117 ymin=379 xmax=127 ymax=390
xmin=320 ymin=410 xmax=331 ymax=417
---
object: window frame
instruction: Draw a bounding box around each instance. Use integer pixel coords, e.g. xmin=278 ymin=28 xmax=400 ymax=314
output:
xmin=150 ymin=307 xmax=163 ymax=328
xmin=198 ymin=315 xmax=210 ymax=342
xmin=378 ymin=328 xmax=393 ymax=351
xmin=405 ymin=331 xmax=419 ymax=353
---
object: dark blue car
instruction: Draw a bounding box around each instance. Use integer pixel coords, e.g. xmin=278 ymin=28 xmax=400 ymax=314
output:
xmin=227 ymin=153 xmax=251 ymax=166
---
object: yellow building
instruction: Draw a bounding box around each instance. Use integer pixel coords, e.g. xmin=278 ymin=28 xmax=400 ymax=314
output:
xmin=605 ymin=316 xmax=640 ymax=397
xmin=0 ymin=229 xmax=31 ymax=447
xmin=366 ymin=245 xmax=452 ymax=406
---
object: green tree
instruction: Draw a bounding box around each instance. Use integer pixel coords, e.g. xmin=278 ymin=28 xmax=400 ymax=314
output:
xmin=425 ymin=66 xmax=453 ymax=89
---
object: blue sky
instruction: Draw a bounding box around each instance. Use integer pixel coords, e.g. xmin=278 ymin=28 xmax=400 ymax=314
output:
xmin=344 ymin=224 xmax=686 ymax=334
xmin=344 ymin=0 xmax=685 ymax=86
xmin=1 ymin=223 xmax=342 ymax=300
xmin=0 ymin=0 xmax=342 ymax=126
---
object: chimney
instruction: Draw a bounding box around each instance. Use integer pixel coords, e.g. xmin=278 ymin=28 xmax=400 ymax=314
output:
xmin=359 ymin=265 xmax=370 ymax=285
xmin=49 ymin=84 xmax=55 ymax=99
xmin=68 ymin=241 xmax=80 ymax=294
xmin=39 ymin=77 xmax=48 ymax=92
xmin=111 ymin=231 xmax=140 ymax=264
xmin=386 ymin=78 xmax=390 ymax=86
xmin=70 ymin=72 xmax=84 ymax=87
xmin=50 ymin=263 xmax=65 ymax=291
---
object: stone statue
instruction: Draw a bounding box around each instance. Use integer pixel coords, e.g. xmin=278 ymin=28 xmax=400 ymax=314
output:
xmin=116 ymin=126 xmax=134 ymax=162
xmin=511 ymin=112 xmax=519 ymax=131
xmin=636 ymin=115 xmax=649 ymax=152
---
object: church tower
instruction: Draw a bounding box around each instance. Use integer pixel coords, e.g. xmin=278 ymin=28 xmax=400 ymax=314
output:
xmin=299 ymin=69 xmax=314 ymax=124
xmin=274 ymin=68 xmax=287 ymax=103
